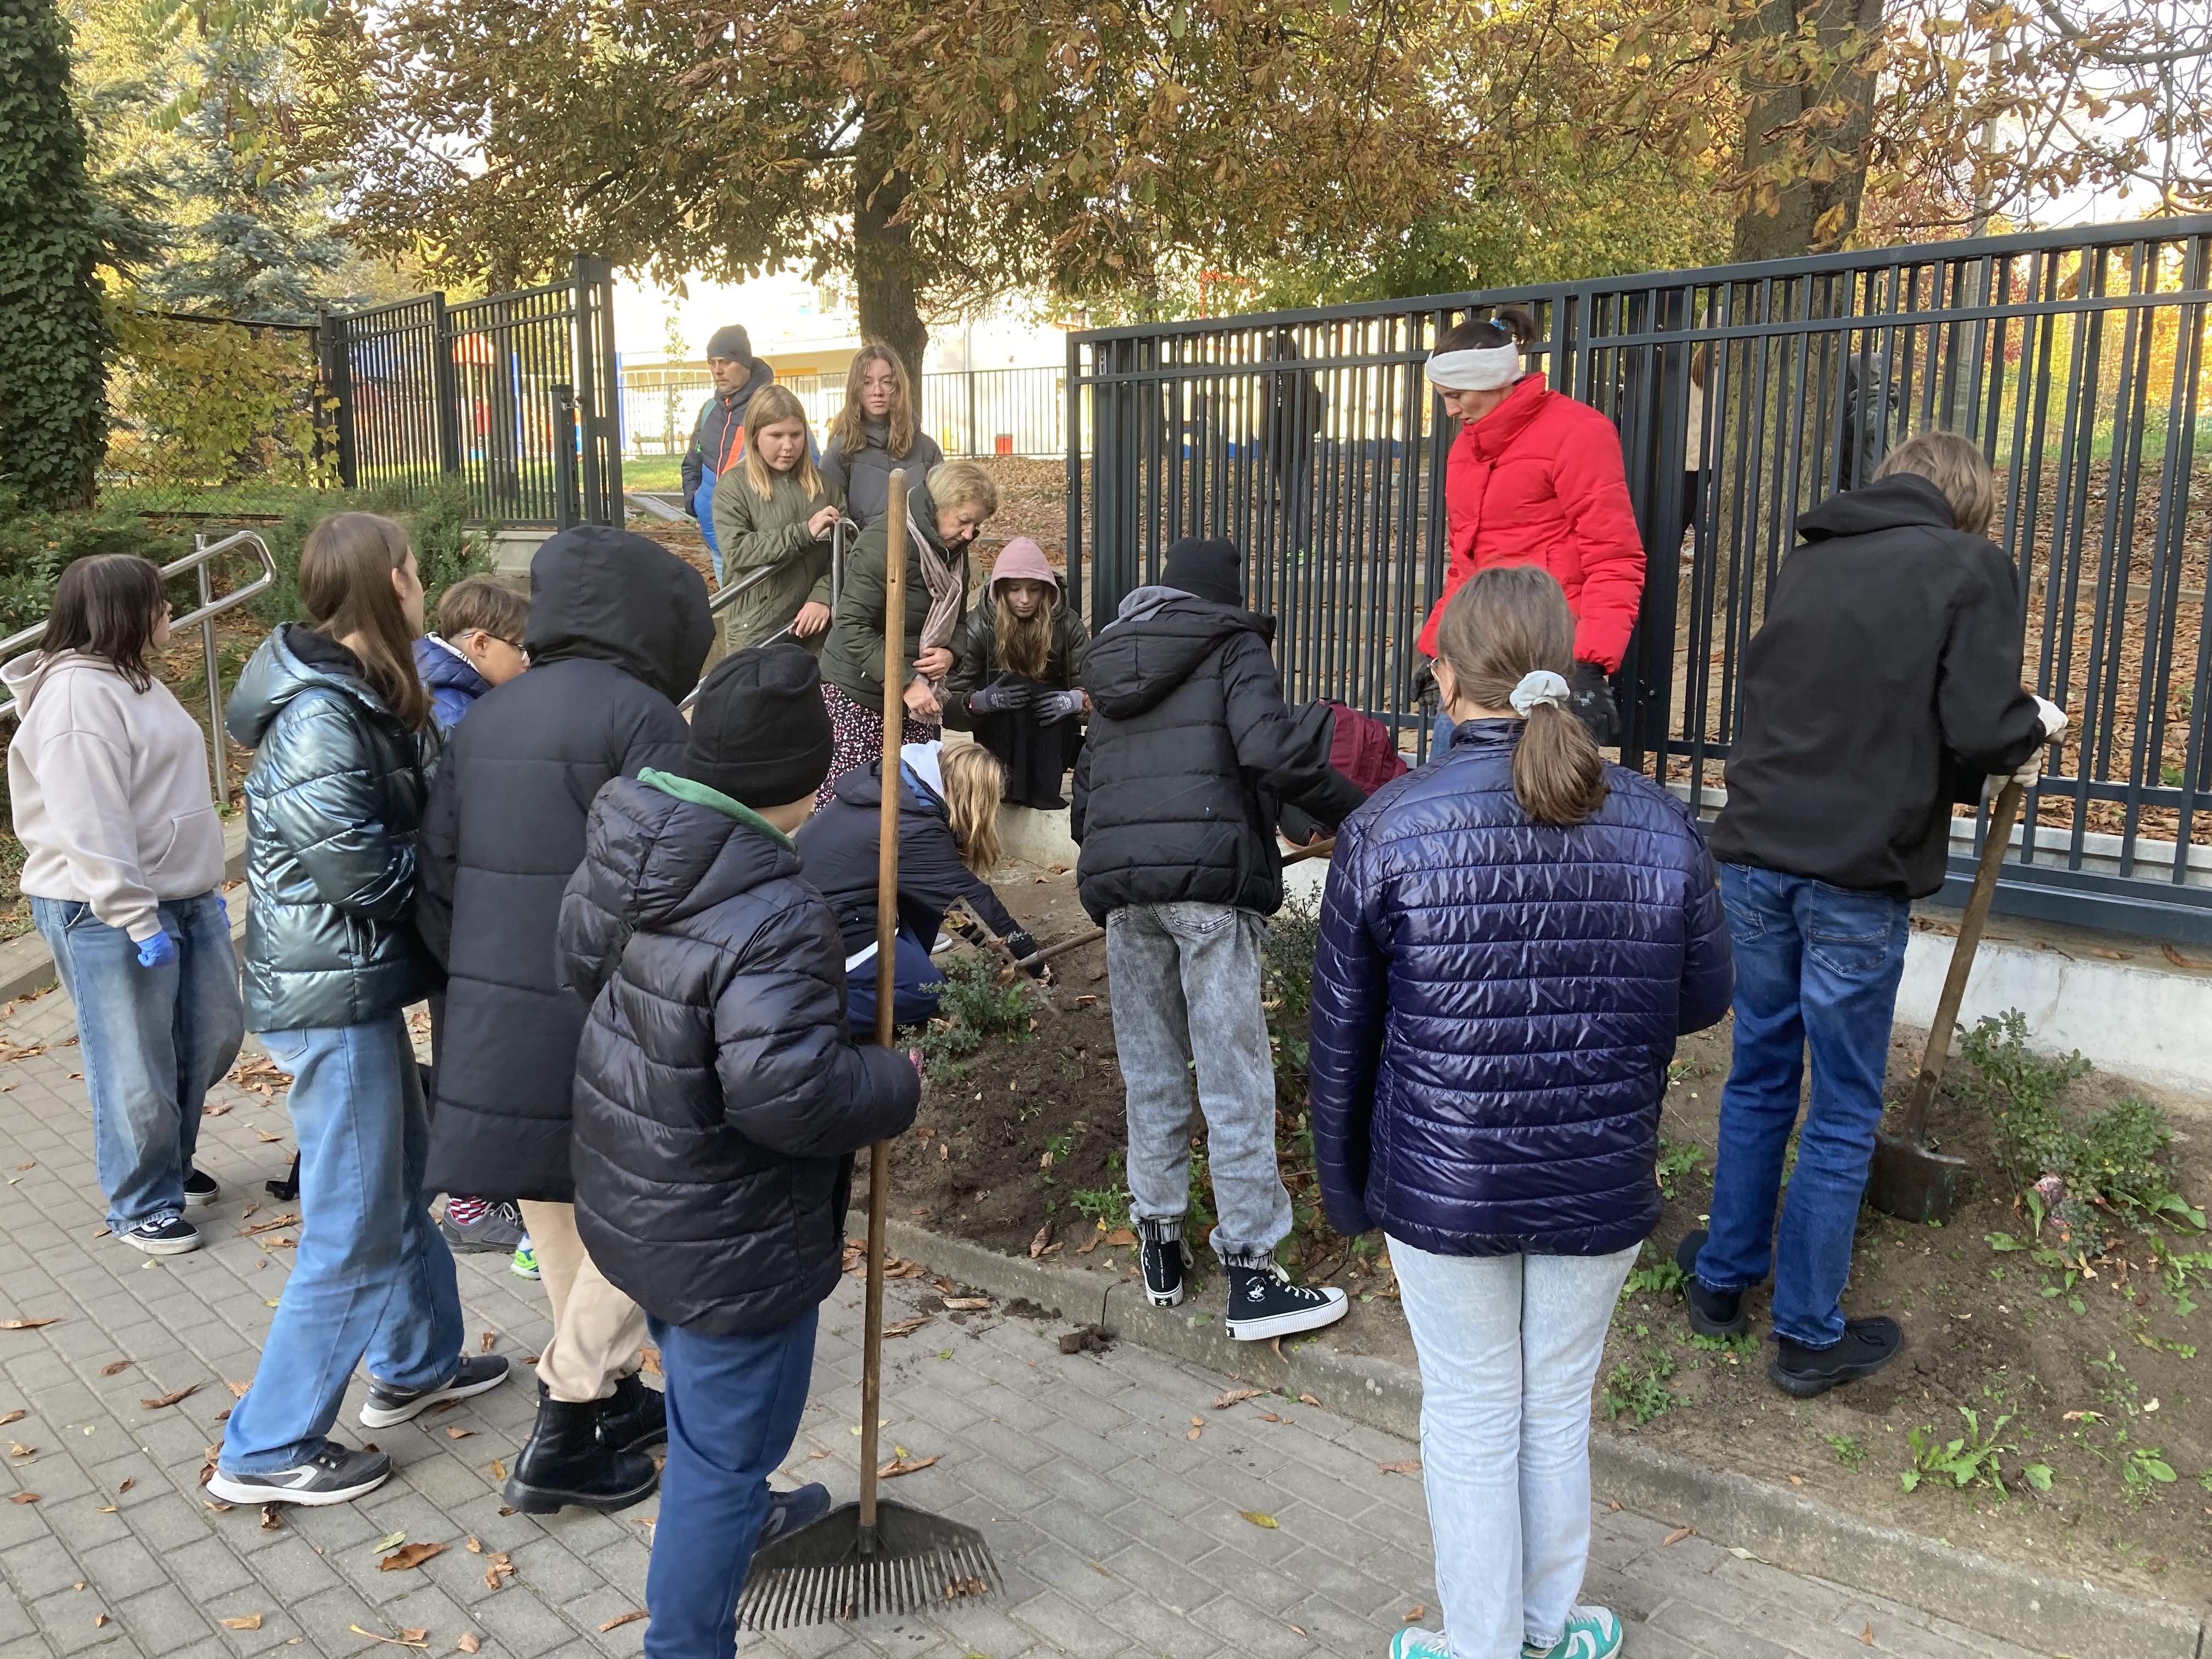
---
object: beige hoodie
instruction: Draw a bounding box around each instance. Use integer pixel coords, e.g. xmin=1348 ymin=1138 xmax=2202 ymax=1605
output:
xmin=4 ymin=651 xmax=225 ymax=942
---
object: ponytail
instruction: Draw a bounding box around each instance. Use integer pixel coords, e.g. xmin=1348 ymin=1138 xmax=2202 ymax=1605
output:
xmin=1433 ymin=565 xmax=1607 ymax=827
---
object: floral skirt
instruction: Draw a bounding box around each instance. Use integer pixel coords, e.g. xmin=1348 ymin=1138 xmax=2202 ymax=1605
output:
xmin=820 ymin=681 xmax=936 ymax=806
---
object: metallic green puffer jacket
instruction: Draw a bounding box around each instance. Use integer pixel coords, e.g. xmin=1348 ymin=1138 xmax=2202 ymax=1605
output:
xmin=226 ymin=624 xmax=438 ymax=1032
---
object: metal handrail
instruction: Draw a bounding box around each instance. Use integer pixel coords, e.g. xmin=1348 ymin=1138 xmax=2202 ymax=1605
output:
xmin=679 ymin=516 xmax=853 ymax=712
xmin=0 ymin=531 xmax=280 ymax=803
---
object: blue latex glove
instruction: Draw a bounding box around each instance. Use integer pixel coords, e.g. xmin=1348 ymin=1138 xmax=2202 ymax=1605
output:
xmin=136 ymin=930 xmax=177 ymax=969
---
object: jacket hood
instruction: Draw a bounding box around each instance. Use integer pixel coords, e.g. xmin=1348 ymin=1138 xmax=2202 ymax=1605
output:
xmin=225 ymin=624 xmax=388 ymax=748
xmin=413 ymin=635 xmax=491 ymax=700
xmin=1082 ymin=594 xmax=1274 ymax=720
xmin=526 ymin=526 xmax=713 ymax=702
xmin=587 ymin=774 xmax=798 ymax=932
xmin=3 ymin=649 xmax=117 ymax=715
xmin=988 ymin=537 xmax=1062 ymax=600
xmin=827 ymin=758 xmax=946 ymax=827
xmin=1796 ymin=473 xmax=1956 ymax=542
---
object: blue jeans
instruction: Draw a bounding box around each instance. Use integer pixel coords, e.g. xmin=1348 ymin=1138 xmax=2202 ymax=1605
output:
xmin=219 ymin=1012 xmax=464 ymax=1473
xmin=843 ymin=928 xmax=941 ymax=1032
xmin=33 ymin=893 xmax=243 ymax=1232
xmin=644 ymin=1307 xmax=820 ymax=1659
xmin=1695 ymin=864 xmax=1910 ymax=1348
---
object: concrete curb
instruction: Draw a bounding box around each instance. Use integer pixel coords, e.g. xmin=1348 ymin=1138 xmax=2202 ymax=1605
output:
xmin=883 ymin=1220 xmax=2208 ymax=1659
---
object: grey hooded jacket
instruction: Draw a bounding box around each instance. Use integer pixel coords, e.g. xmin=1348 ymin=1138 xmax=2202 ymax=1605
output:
xmin=226 ymin=625 xmax=438 ymax=1032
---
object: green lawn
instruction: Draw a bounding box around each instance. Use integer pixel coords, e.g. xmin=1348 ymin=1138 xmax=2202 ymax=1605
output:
xmin=620 ymin=456 xmax=686 ymax=493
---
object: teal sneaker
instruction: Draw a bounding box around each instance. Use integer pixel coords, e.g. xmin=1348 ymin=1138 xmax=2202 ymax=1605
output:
xmin=1525 ymin=1606 xmax=1623 ymax=1659
xmin=1390 ymin=1630 xmax=1452 ymax=1659
xmin=510 ymin=1240 xmax=540 ymax=1281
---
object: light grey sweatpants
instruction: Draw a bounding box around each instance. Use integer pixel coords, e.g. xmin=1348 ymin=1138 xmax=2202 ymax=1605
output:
xmin=1105 ymin=901 xmax=1292 ymax=1266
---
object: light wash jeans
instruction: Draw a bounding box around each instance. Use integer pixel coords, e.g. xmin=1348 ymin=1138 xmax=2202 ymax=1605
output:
xmin=1105 ymin=901 xmax=1291 ymax=1266
xmin=1391 ymin=1237 xmax=1639 ymax=1659
xmin=220 ymin=1012 xmax=464 ymax=1474
xmin=32 ymin=893 xmax=243 ymax=1232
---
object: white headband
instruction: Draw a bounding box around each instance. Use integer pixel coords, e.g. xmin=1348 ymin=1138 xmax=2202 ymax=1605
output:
xmin=1426 ymin=343 xmax=1522 ymax=391
xmin=1509 ymin=669 xmax=1571 ymax=717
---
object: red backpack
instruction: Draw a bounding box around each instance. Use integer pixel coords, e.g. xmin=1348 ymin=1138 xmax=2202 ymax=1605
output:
xmin=1324 ymin=701 xmax=1409 ymax=798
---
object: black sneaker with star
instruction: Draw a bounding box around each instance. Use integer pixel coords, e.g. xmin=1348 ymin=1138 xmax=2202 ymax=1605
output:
xmin=1224 ymin=1263 xmax=1349 ymax=1341
xmin=1141 ymin=1235 xmax=1187 ymax=1308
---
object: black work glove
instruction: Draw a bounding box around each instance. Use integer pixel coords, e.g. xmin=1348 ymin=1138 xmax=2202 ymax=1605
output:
xmin=967 ymin=674 xmax=1036 ymax=716
xmin=1568 ymin=660 xmax=1621 ymax=747
xmin=1004 ymin=929 xmax=1047 ymax=978
xmin=1412 ymin=657 xmax=1440 ymax=719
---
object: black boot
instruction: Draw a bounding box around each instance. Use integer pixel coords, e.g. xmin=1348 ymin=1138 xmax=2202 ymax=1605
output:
xmin=502 ymin=1395 xmax=658 ymax=1514
xmin=598 ymin=1373 xmax=668 ymax=1454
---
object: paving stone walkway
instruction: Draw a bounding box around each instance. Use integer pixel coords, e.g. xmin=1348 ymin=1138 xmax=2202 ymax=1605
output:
xmin=0 ymin=981 xmax=2055 ymax=1659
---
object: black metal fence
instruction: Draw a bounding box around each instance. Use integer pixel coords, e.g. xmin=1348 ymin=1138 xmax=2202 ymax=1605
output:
xmin=1069 ymin=216 xmax=2212 ymax=944
xmin=324 ymin=256 xmax=624 ymax=527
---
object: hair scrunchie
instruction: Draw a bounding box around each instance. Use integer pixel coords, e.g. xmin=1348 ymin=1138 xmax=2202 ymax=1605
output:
xmin=1509 ymin=669 xmax=1571 ymax=718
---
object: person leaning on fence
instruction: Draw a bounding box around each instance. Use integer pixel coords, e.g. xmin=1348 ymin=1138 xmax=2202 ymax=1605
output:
xmin=709 ymin=383 xmax=844 ymax=656
xmin=814 ymin=458 xmax=998 ymax=802
xmin=681 ymin=323 xmax=776 ymax=582
xmin=943 ymin=536 xmax=1091 ymax=810
xmin=213 ymin=512 xmax=510 ymax=1508
xmin=819 ymin=342 xmax=945 ymax=529
xmin=1417 ymin=305 xmax=1646 ymax=746
xmin=1685 ymin=431 xmax=2068 ymax=1399
xmin=1071 ymin=534 xmax=1365 ymax=1341
xmin=4 ymin=553 xmax=245 ymax=1257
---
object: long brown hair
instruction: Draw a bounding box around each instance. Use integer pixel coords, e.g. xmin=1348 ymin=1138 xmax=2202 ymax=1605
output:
xmin=940 ymin=743 xmax=1005 ymax=876
xmin=1434 ymin=565 xmax=1607 ymax=827
xmin=740 ymin=383 xmax=827 ymax=503
xmin=298 ymin=512 xmax=431 ymax=731
xmin=993 ymin=586 xmax=1053 ymax=679
xmin=41 ymin=554 xmax=166 ymax=692
xmin=828 ymin=342 xmax=917 ymax=461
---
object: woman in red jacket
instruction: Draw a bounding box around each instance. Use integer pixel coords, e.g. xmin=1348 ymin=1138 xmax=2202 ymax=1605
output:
xmin=1418 ymin=306 xmax=1646 ymax=744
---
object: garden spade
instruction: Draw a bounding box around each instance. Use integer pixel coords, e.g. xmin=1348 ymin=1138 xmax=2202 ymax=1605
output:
xmin=736 ymin=471 xmax=999 ymax=1631
xmin=1867 ymin=781 xmax=2024 ymax=1226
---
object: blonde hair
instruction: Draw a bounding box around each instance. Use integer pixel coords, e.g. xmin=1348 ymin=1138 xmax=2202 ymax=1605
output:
xmin=300 ymin=512 xmax=431 ymax=731
xmin=1874 ymin=430 xmax=1997 ymax=538
xmin=926 ymin=458 xmax=1000 ymax=519
xmin=828 ymin=343 xmax=917 ymax=461
xmin=993 ymin=584 xmax=1054 ymax=679
xmin=1434 ymin=566 xmax=1607 ymax=827
xmin=741 ymin=384 xmax=827 ymax=503
xmin=940 ymin=743 xmax=1005 ymax=876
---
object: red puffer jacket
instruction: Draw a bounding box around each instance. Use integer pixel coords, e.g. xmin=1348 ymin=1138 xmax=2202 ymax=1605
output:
xmin=1414 ymin=376 xmax=1647 ymax=672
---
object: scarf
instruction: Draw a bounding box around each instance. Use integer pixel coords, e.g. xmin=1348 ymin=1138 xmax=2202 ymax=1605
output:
xmin=911 ymin=504 xmax=967 ymax=681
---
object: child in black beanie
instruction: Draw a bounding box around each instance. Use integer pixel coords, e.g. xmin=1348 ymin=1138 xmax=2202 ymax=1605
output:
xmin=557 ymin=644 xmax=920 ymax=1659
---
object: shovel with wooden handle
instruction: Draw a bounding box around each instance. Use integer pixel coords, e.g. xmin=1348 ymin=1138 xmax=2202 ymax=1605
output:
xmin=1866 ymin=780 xmax=2024 ymax=1226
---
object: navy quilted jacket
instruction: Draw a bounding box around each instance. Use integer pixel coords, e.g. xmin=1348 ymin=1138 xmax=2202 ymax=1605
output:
xmin=1310 ymin=721 xmax=1734 ymax=1257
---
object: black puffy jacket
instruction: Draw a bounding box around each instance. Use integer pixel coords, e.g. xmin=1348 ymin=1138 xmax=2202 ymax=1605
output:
xmin=419 ymin=527 xmax=712 ymax=1202
xmin=1071 ymin=588 xmax=1364 ymax=924
xmin=564 ymin=772 xmax=919 ymax=1335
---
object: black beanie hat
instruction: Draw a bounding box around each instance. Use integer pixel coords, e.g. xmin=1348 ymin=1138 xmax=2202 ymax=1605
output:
xmin=1161 ymin=536 xmax=1244 ymax=608
xmin=705 ymin=324 xmax=753 ymax=363
xmin=683 ymin=645 xmax=834 ymax=807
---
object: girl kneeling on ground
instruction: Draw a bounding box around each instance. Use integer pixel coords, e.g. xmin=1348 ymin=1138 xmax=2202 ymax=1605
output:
xmin=212 ymin=513 xmax=509 ymax=1508
xmin=795 ymin=740 xmax=1046 ymax=1031
xmin=709 ymin=383 xmax=845 ymax=655
xmin=1308 ymin=566 xmax=1733 ymax=1659
xmin=944 ymin=537 xmax=1090 ymax=810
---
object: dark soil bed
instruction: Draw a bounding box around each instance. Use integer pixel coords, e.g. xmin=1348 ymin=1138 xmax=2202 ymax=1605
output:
xmin=884 ymin=867 xmax=2212 ymax=1611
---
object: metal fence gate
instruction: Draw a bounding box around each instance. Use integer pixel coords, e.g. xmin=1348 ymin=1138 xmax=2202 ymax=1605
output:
xmin=323 ymin=255 xmax=624 ymax=527
xmin=1069 ymin=216 xmax=2212 ymax=944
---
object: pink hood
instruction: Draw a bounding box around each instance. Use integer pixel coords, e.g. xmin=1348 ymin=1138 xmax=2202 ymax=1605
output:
xmin=988 ymin=537 xmax=1061 ymax=601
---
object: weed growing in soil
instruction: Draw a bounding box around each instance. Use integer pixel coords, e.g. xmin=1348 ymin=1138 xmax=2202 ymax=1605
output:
xmin=1603 ymin=1349 xmax=1676 ymax=1425
xmin=1900 ymin=1408 xmax=2052 ymax=1498
xmin=1070 ymin=1184 xmax=1128 ymax=1227
xmin=919 ymin=951 xmax=1039 ymax=1081
xmin=1825 ymin=1432 xmax=1866 ymax=1470
xmin=1656 ymin=1136 xmax=1707 ymax=1200
xmin=1624 ymin=1240 xmax=1686 ymax=1296
xmin=1262 ymin=898 xmax=1320 ymax=1086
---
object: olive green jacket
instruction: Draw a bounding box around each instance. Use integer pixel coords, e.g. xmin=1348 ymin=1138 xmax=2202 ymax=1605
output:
xmin=817 ymin=487 xmax=970 ymax=708
xmin=709 ymin=467 xmax=844 ymax=653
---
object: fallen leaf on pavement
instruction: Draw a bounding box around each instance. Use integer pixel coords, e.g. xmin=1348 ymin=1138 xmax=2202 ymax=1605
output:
xmin=236 ymin=1215 xmax=299 ymax=1238
xmin=1212 ymin=1387 xmax=1263 ymax=1409
xmin=373 ymin=1531 xmax=407 ymax=1553
xmin=140 ymin=1385 xmax=199 ymax=1409
xmin=254 ymin=1130 xmax=283 ymax=1143
xmin=227 ymin=1381 xmax=251 ymax=1398
xmin=943 ymin=1296 xmax=991 ymax=1311
xmin=598 ymin=1611 xmax=647 ymax=1632
xmin=95 ymin=1504 xmax=117 ymax=1513
xmin=878 ymin=1454 xmax=941 ymax=1478
xmin=1859 ymin=1626 xmax=1874 ymax=1646
xmin=884 ymin=1316 xmax=933 ymax=1339
xmin=1028 ymin=1221 xmax=1054 ymax=1259
xmin=1185 ymin=1426 xmax=1202 ymax=1441
xmin=379 ymin=1542 xmax=445 ymax=1572
xmin=1292 ymin=1626 xmax=1308 ymax=1638
xmin=1609 ymin=1499 xmax=1622 ymax=1511
xmin=7 ymin=1443 xmax=28 ymax=1457
xmin=483 ymin=1551 xmax=516 ymax=1591
xmin=0 ymin=1319 xmax=57 ymax=1330
xmin=479 ymin=1331 xmax=496 ymax=1354
xmin=1378 ymin=1459 xmax=1422 ymax=1475
xmin=1403 ymin=1605 xmax=1424 ymax=1622
xmin=1190 ymin=1415 xmax=1204 ymax=1427
xmin=93 ymin=1615 xmax=109 ymax=1628
xmin=456 ymin=1636 xmax=481 ymax=1654
xmin=1242 ymin=1511 xmax=1278 ymax=1529
xmin=260 ymin=1505 xmax=281 ymax=1531
xmin=348 ymin=1628 xmax=428 ymax=1648
xmin=98 ymin=1361 xmax=132 ymax=1376
xmin=1297 ymin=1393 xmax=1320 ymax=1407
xmin=465 ymin=1537 xmax=483 ymax=1554
xmin=219 ymin=1615 xmax=264 ymax=1630
xmin=0 ymin=1411 xmax=20 ymax=1425
xmin=1089 ymin=1561 xmax=1111 ymax=1577
xmin=11 ymin=1492 xmax=38 ymax=1504
xmin=1259 ymin=1413 xmax=1280 ymax=1422
xmin=1663 ymin=1527 xmax=1694 ymax=1546
xmin=117 ymin=1477 xmax=132 ymax=1494
xmin=489 ymin=1458 xmax=506 ymax=1481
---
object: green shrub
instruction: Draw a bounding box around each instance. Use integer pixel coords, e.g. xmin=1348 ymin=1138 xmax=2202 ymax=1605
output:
xmin=1263 ymin=895 xmax=1320 ymax=1085
xmin=917 ymin=949 xmax=1038 ymax=1080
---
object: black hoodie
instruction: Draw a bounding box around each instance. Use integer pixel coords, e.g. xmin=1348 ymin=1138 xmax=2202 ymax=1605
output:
xmin=420 ymin=527 xmax=713 ymax=1202
xmin=1071 ymin=587 xmax=1364 ymax=923
xmin=1709 ymin=474 xmax=2045 ymax=900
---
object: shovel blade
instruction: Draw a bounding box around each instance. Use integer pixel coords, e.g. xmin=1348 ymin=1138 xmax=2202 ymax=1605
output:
xmin=1866 ymin=1127 xmax=1968 ymax=1226
xmin=737 ymin=1499 xmax=998 ymax=1630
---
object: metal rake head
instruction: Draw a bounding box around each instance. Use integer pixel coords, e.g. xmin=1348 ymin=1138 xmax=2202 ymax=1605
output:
xmin=737 ymin=1500 xmax=999 ymax=1630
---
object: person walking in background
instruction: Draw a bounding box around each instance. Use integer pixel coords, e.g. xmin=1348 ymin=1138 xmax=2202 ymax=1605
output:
xmin=4 ymin=553 xmax=244 ymax=1255
xmin=211 ymin=513 xmax=508 ymax=1507
xmin=797 ymin=738 xmax=1046 ymax=1031
xmin=681 ymin=324 xmax=776 ymax=581
xmin=561 ymin=646 xmax=920 ymax=1659
xmin=709 ymin=383 xmax=844 ymax=655
xmin=419 ymin=525 xmax=711 ymax=1514
xmin=944 ymin=537 xmax=1091 ymax=810
xmin=820 ymin=342 xmax=944 ymax=529
xmin=815 ymin=459 xmax=997 ymax=800
xmin=1686 ymin=432 xmax=2064 ymax=1398
xmin=1073 ymin=535 xmax=1364 ymax=1340
xmin=1311 ymin=566 xmax=1733 ymax=1659
xmin=1418 ymin=305 xmax=1646 ymax=746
